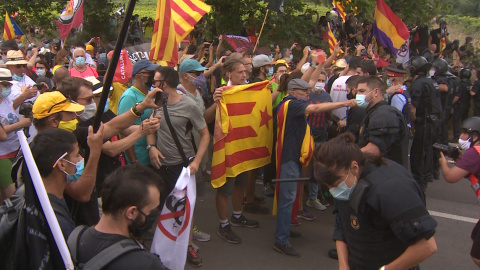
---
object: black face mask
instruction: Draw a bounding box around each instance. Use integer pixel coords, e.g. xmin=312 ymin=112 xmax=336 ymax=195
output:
xmin=128 ymin=208 xmax=160 ymax=238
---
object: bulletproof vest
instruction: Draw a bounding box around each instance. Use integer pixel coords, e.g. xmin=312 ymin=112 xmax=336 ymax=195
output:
xmin=411 ymin=75 xmax=443 ymax=116
xmin=336 ymin=164 xmax=410 ymax=268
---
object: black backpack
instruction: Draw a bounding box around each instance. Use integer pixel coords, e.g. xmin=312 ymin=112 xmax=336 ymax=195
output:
xmin=0 ymin=194 xmax=26 ymax=270
xmin=67 ymin=225 xmax=144 ymax=270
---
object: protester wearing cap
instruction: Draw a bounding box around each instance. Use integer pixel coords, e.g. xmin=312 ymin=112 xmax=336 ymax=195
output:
xmin=69 ymin=47 xmax=98 ymax=79
xmin=251 ymin=54 xmax=274 ymax=83
xmin=0 ymin=68 xmax=31 ymax=202
xmin=274 ymin=78 xmax=356 ymax=257
xmin=118 ymin=59 xmax=159 ymax=166
xmin=178 ymin=59 xmax=207 ymax=111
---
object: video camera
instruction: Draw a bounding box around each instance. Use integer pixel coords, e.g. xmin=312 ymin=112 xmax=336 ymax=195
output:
xmin=433 ymin=143 xmax=460 ymax=160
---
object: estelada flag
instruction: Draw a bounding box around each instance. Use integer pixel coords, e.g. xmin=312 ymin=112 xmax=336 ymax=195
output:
xmin=3 ymin=11 xmax=24 ymax=41
xmin=150 ymin=0 xmax=178 ymax=66
xmin=328 ymin=24 xmax=338 ymax=56
xmin=211 ymin=81 xmax=273 ymax=188
xmin=333 ymin=0 xmax=347 ymax=21
xmin=56 ymin=0 xmax=84 ymax=40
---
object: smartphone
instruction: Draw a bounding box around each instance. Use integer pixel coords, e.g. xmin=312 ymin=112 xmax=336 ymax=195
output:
xmin=205 ymin=43 xmax=210 ymax=49
xmin=33 ymin=83 xmax=44 ymax=90
xmin=155 ymin=91 xmax=169 ymax=107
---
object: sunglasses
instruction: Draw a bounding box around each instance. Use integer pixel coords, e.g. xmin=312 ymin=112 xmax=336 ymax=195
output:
xmin=16 ymin=64 xmax=27 ymax=68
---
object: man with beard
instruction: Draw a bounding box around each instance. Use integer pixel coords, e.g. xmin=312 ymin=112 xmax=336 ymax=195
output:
xmin=69 ymin=164 xmax=168 ymax=270
xmin=118 ymin=59 xmax=158 ymax=166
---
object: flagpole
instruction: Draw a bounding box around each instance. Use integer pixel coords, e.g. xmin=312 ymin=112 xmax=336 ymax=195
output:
xmin=17 ymin=131 xmax=74 ymax=270
xmin=253 ymin=9 xmax=269 ymax=54
xmin=92 ymin=0 xmax=138 ymax=132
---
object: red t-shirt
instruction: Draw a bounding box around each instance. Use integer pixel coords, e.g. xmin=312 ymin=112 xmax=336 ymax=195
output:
xmin=69 ymin=66 xmax=98 ymax=79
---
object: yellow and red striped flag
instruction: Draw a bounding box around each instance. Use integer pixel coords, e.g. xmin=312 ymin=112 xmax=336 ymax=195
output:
xmin=150 ymin=0 xmax=179 ymax=66
xmin=333 ymin=0 xmax=347 ymax=22
xmin=328 ymin=24 xmax=338 ymax=55
xmin=211 ymin=81 xmax=273 ymax=188
xmin=172 ymin=0 xmax=211 ymax=42
xmin=3 ymin=11 xmax=24 ymax=41
xmin=439 ymin=20 xmax=447 ymax=55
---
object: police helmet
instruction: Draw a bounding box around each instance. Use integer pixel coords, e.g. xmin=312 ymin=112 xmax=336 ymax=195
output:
xmin=462 ymin=117 xmax=480 ymax=135
xmin=459 ymin=68 xmax=472 ymax=80
xmin=432 ymin=58 xmax=449 ymax=76
xmin=403 ymin=56 xmax=432 ymax=76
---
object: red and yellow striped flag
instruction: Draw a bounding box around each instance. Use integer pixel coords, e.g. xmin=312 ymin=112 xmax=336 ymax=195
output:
xmin=150 ymin=0 xmax=179 ymax=66
xmin=211 ymin=81 xmax=273 ymax=188
xmin=333 ymin=0 xmax=347 ymax=22
xmin=3 ymin=11 xmax=24 ymax=41
xmin=172 ymin=0 xmax=211 ymax=42
xmin=328 ymin=24 xmax=338 ymax=56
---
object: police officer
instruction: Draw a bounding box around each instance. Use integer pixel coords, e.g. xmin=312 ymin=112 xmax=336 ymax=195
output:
xmin=439 ymin=117 xmax=480 ymax=267
xmin=405 ymin=56 xmax=443 ymax=191
xmin=431 ymin=58 xmax=458 ymax=144
xmin=453 ymin=68 xmax=472 ymax=141
xmin=356 ymin=76 xmax=409 ymax=168
xmin=385 ymin=65 xmax=412 ymax=130
xmin=314 ymin=133 xmax=437 ymax=270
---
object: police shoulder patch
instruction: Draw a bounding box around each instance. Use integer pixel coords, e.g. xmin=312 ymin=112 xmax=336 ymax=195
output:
xmin=350 ymin=214 xmax=360 ymax=230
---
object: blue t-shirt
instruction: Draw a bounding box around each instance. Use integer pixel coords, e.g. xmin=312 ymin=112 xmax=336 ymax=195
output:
xmin=278 ymin=97 xmax=309 ymax=165
xmin=118 ymin=86 xmax=151 ymax=165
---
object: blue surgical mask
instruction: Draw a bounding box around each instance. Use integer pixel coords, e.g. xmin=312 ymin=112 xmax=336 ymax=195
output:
xmin=356 ymin=91 xmax=373 ymax=109
xmin=267 ymin=67 xmax=274 ymax=77
xmin=17 ymin=43 xmax=23 ymax=48
xmin=104 ymin=98 xmax=110 ymax=113
xmin=12 ymin=73 xmax=24 ymax=81
xmin=1 ymin=87 xmax=11 ymax=98
xmin=75 ymin=56 xmax=86 ymax=65
xmin=45 ymin=43 xmax=50 ymax=49
xmin=99 ymin=53 xmax=106 ymax=58
xmin=63 ymin=158 xmax=84 ymax=182
xmin=289 ymin=54 xmax=293 ymax=61
xmin=329 ymin=171 xmax=357 ymax=201
xmin=36 ymin=68 xmax=46 ymax=77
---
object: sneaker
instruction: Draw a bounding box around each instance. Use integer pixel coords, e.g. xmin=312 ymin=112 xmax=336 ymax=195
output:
xmin=192 ymin=225 xmax=211 ymax=242
xmin=263 ymin=184 xmax=275 ymax=197
xmin=187 ymin=245 xmax=203 ymax=267
xmin=217 ymin=224 xmax=241 ymax=244
xmin=230 ymin=214 xmax=259 ymax=228
xmin=191 ymin=242 xmax=199 ymax=253
xmin=297 ymin=210 xmax=316 ymax=221
xmin=291 ymin=220 xmax=301 ymax=227
xmin=273 ymin=243 xmax=301 ymax=257
xmin=243 ymin=203 xmax=270 ymax=215
xmin=306 ymin=199 xmax=327 ymax=210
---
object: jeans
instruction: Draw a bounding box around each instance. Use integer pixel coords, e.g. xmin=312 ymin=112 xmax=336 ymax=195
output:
xmin=274 ymin=160 xmax=300 ymax=245
xmin=309 ymin=181 xmax=319 ymax=200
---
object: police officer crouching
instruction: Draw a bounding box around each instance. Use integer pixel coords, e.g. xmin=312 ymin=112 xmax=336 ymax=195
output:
xmin=405 ymin=56 xmax=443 ymax=192
xmin=314 ymin=133 xmax=437 ymax=270
xmin=440 ymin=117 xmax=480 ymax=267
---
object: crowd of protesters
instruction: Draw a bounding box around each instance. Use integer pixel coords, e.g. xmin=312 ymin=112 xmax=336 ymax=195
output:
xmin=2 ymin=8 xmax=480 ymax=269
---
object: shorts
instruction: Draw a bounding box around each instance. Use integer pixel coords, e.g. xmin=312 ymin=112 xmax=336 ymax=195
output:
xmin=216 ymin=172 xmax=248 ymax=196
xmin=0 ymin=158 xmax=13 ymax=189
xmin=471 ymin=219 xmax=480 ymax=259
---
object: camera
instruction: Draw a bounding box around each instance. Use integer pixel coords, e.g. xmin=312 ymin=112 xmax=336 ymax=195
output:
xmin=433 ymin=143 xmax=460 ymax=159
xmin=19 ymin=101 xmax=33 ymax=138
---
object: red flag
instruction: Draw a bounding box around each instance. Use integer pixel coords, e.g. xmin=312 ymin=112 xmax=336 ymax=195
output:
xmin=113 ymin=49 xmax=133 ymax=83
xmin=56 ymin=0 xmax=84 ymax=40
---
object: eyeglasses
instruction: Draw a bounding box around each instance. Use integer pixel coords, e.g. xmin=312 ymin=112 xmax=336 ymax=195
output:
xmin=16 ymin=64 xmax=27 ymax=68
xmin=47 ymin=98 xmax=68 ymax=113
xmin=77 ymin=96 xmax=94 ymax=104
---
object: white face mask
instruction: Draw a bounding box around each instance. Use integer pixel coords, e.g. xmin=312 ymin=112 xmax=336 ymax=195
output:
xmin=429 ymin=69 xmax=436 ymax=78
xmin=314 ymin=82 xmax=325 ymax=92
xmin=459 ymin=137 xmax=471 ymax=150
xmin=77 ymin=103 xmax=97 ymax=121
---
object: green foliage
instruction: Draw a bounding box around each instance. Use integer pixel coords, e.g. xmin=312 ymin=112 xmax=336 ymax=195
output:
xmin=82 ymin=0 xmax=117 ymax=41
xmin=447 ymin=0 xmax=480 ymax=18
xmin=445 ymin=15 xmax=480 ymax=35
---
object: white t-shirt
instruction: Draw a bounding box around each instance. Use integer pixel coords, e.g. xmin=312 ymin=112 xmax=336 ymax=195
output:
xmin=9 ymin=75 xmax=38 ymax=142
xmin=329 ymin=75 xmax=351 ymax=120
xmin=0 ymin=97 xmax=20 ymax=156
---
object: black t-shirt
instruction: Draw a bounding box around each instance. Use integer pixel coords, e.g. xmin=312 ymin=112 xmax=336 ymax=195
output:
xmin=48 ymin=193 xmax=75 ymax=239
xmin=429 ymin=28 xmax=441 ymax=53
xmin=472 ymin=80 xmax=480 ymax=102
xmin=455 ymin=79 xmax=472 ymax=104
xmin=77 ymin=227 xmax=167 ymax=270
xmin=346 ymin=106 xmax=367 ymax=142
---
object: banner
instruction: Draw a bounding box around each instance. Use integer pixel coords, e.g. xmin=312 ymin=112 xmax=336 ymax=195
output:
xmin=56 ymin=0 xmax=84 ymax=40
xmin=373 ymin=0 xmax=409 ymax=55
xmin=125 ymin=43 xmax=152 ymax=64
xmin=221 ymin=34 xmax=255 ymax=53
xmin=151 ymin=167 xmax=196 ymax=270
xmin=396 ymin=39 xmax=410 ymax=64
xmin=110 ymin=49 xmax=133 ymax=83
xmin=211 ymin=81 xmax=273 ymax=188
xmin=3 ymin=11 xmax=24 ymax=41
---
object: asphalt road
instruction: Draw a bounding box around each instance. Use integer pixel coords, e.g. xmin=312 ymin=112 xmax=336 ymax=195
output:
xmin=185 ymin=174 xmax=480 ymax=270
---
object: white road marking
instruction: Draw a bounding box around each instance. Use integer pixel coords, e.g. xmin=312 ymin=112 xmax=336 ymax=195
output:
xmin=429 ymin=210 xmax=478 ymax=224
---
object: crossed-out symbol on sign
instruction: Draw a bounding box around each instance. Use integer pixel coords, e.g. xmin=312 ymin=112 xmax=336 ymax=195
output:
xmin=158 ymin=193 xmax=191 ymax=241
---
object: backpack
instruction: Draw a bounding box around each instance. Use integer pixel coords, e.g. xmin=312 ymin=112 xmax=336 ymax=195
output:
xmin=67 ymin=225 xmax=143 ymax=270
xmin=0 ymin=194 xmax=26 ymax=270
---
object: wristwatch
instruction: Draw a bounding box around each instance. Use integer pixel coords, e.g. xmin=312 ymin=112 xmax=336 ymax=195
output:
xmin=146 ymin=144 xmax=156 ymax=151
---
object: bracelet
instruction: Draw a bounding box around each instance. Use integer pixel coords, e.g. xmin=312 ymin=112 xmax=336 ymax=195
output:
xmin=132 ymin=102 xmax=144 ymax=117
xmin=130 ymin=107 xmax=141 ymax=117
